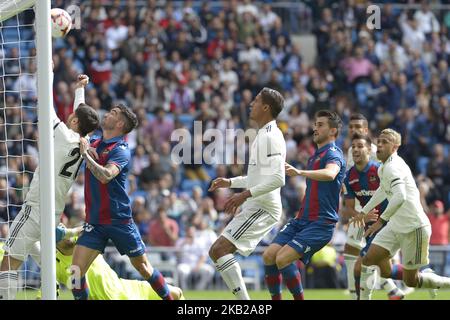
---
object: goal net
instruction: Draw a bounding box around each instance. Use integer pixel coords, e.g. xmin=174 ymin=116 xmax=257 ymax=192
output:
xmin=0 ymin=2 xmax=42 ymax=299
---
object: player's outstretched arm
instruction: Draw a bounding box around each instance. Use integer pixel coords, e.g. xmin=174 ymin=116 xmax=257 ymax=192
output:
xmin=80 ymin=137 xmax=120 ymax=184
xmin=73 ymin=74 xmax=89 ymax=111
xmin=287 ymin=162 xmax=340 ymax=181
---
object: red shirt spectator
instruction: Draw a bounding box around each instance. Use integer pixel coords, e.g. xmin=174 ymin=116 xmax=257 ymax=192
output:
xmin=89 ymin=49 xmax=112 ymax=85
xmin=427 ymin=200 xmax=449 ymax=245
xmin=148 ymin=207 xmax=179 ymax=247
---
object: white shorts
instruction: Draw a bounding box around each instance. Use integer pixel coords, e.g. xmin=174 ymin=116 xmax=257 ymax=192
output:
xmin=346 ymin=222 xmax=366 ymax=250
xmin=372 ymin=223 xmax=431 ymax=270
xmin=4 ymin=204 xmax=40 ymax=262
xmin=221 ymin=206 xmax=278 ymax=257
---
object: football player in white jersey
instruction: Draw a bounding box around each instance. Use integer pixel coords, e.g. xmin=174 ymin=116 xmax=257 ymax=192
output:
xmin=0 ymin=75 xmax=99 ymax=300
xmin=352 ymin=129 xmax=450 ymax=300
xmin=343 ymin=114 xmax=403 ymax=299
xmin=208 ymin=87 xmax=286 ymax=300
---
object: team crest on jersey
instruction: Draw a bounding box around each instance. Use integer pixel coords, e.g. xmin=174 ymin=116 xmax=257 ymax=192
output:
xmin=330 ymin=147 xmax=337 ymax=151
xmin=369 ymin=175 xmax=377 ymax=182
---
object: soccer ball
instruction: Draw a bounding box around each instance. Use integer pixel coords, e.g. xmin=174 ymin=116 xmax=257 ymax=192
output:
xmin=50 ymin=8 xmax=72 ymax=38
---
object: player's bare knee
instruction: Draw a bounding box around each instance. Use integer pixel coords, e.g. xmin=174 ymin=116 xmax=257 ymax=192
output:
xmin=275 ymin=254 xmax=289 ymax=269
xmin=208 ymin=242 xmax=219 ymax=262
xmin=361 ymin=255 xmax=375 ymax=267
xmin=262 ymin=247 xmax=277 ymax=265
xmin=209 ymin=240 xmax=230 ymax=262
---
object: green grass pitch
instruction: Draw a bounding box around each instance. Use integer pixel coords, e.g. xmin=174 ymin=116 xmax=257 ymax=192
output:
xmin=16 ymin=289 xmax=450 ymax=300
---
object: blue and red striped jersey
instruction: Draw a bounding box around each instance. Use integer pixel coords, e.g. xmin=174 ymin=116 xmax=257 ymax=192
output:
xmin=343 ymin=160 xmax=388 ymax=217
xmin=84 ymin=135 xmax=132 ymax=225
xmin=296 ymin=142 xmax=346 ymax=222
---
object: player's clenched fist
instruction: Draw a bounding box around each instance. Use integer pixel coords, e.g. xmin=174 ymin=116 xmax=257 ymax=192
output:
xmin=208 ymin=177 xmax=231 ymax=191
xmin=75 ymin=74 xmax=89 ymax=88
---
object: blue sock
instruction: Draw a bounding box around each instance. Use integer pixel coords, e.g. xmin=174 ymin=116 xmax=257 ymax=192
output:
xmin=147 ymin=269 xmax=173 ymax=300
xmin=279 ymin=263 xmax=304 ymax=300
xmin=71 ymin=276 xmax=89 ymax=300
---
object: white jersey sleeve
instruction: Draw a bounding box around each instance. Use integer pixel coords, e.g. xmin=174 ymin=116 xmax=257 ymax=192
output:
xmin=230 ymin=176 xmax=248 ymax=188
xmin=73 ymin=87 xmax=85 ymax=111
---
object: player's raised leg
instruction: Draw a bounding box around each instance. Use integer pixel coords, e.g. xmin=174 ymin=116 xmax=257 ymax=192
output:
xmin=397 ymin=226 xmax=450 ymax=291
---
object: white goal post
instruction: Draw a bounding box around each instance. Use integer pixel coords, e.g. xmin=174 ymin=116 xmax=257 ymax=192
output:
xmin=0 ymin=0 xmax=56 ymax=300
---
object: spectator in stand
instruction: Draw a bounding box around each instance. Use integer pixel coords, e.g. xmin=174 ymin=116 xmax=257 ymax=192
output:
xmin=176 ymin=225 xmax=215 ymax=290
xmin=105 ymin=15 xmax=129 ymax=50
xmin=146 ymin=107 xmax=174 ymax=149
xmin=414 ymin=1 xmax=440 ymax=39
xmin=89 ymin=48 xmax=112 ymax=86
xmin=148 ymin=206 xmax=179 ymax=248
xmin=427 ymin=200 xmax=449 ymax=246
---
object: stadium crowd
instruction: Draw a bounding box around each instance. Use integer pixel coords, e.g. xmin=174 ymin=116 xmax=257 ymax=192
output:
xmin=0 ymin=0 xmax=449 ymax=289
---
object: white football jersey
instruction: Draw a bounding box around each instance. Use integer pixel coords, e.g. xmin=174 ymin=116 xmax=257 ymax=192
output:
xmin=230 ymin=120 xmax=286 ymax=217
xmin=25 ymin=88 xmax=86 ymax=215
xmin=375 ymin=153 xmax=430 ymax=233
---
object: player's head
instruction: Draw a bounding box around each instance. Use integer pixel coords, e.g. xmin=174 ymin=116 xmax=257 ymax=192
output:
xmin=313 ymin=110 xmax=342 ymax=145
xmin=101 ymin=104 xmax=138 ymax=135
xmin=351 ymin=133 xmax=372 ymax=166
xmin=249 ymin=87 xmax=284 ymax=123
xmin=376 ymin=128 xmax=401 ymax=162
xmin=67 ymin=104 xmax=100 ymax=137
xmin=348 ymin=113 xmax=369 ymax=137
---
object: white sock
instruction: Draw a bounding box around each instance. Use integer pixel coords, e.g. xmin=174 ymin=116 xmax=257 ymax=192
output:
xmin=360 ymin=265 xmax=377 ymax=300
xmin=419 ymin=272 xmax=450 ymax=289
xmin=215 ymin=254 xmax=250 ymax=300
xmin=0 ymin=271 xmax=19 ymax=300
xmin=381 ymin=277 xmax=398 ymax=293
xmin=343 ymin=254 xmax=358 ymax=300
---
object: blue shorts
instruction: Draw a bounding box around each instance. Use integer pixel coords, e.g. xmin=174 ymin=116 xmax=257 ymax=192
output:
xmin=76 ymin=222 xmax=146 ymax=257
xmin=272 ymin=218 xmax=336 ymax=265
